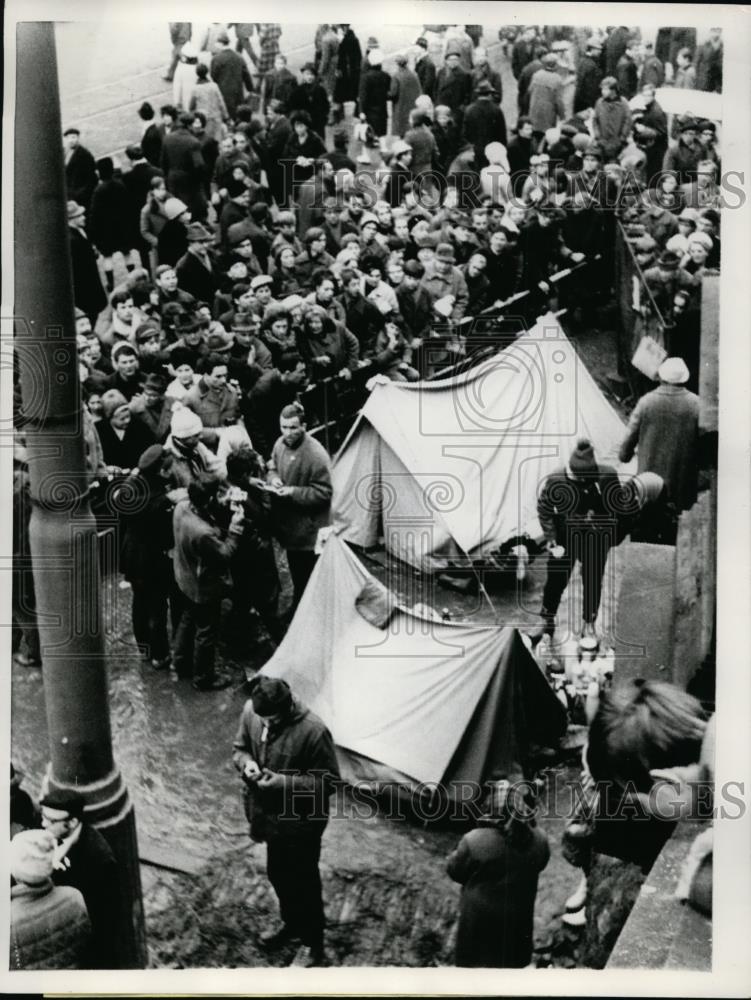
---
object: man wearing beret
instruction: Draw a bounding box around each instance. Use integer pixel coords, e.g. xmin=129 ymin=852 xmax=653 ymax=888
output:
xmin=233 ymin=675 xmax=340 ymax=966
xmin=531 ymin=439 xmax=622 ymax=644
xmin=40 ymin=788 xmax=120 ymax=968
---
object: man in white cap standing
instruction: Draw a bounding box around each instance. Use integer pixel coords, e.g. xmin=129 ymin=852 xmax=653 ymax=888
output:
xmin=619 ymin=357 xmax=700 ymax=512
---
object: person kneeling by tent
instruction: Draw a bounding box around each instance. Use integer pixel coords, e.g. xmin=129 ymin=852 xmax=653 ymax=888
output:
xmin=530 ymin=439 xmax=622 ymax=646
xmin=447 ymin=779 xmax=550 ymax=968
xmin=232 ymin=675 xmax=340 ymax=968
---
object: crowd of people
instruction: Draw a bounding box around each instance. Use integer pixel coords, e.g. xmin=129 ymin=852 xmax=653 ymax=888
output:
xmin=11 ymin=21 xmax=721 ymax=971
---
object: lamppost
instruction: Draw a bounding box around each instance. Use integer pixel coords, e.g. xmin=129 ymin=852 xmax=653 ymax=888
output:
xmin=14 ymin=21 xmax=147 ymax=967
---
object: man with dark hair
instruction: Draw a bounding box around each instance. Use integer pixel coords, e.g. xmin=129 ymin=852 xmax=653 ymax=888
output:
xmin=242 ymin=352 xmax=308 ymax=459
xmin=268 ymin=404 xmax=332 ymax=608
xmin=40 ymin=788 xmax=120 ymax=968
xmin=63 ymin=127 xmax=98 ymax=214
xmin=232 ymin=675 xmax=340 ymax=966
xmin=265 ymin=99 xmax=293 ymax=206
xmin=175 ymin=222 xmax=218 ymax=302
xmin=172 ymin=473 xmax=244 ymax=690
xmin=184 ymin=351 xmax=241 ymax=447
xmin=294 ymin=228 xmax=334 ymax=290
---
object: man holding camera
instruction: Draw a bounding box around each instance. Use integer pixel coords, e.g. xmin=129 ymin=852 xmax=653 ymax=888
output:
xmin=172 ymin=473 xmax=245 ymax=690
xmin=232 ymin=674 xmax=340 ymax=966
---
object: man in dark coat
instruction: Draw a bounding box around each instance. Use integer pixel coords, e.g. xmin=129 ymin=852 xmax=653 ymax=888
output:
xmin=435 ymin=46 xmax=472 ymax=131
xmin=122 ymin=144 xmax=163 ymax=252
xmin=67 ymin=201 xmax=107 ymax=326
xmin=694 ymin=27 xmax=723 ymax=93
xmin=516 ymin=49 xmax=544 ymax=116
xmin=615 ymin=38 xmax=639 ymax=100
xmin=414 ymin=37 xmax=437 ymax=99
xmin=40 ymin=788 xmax=121 ymax=969
xmin=334 ymin=24 xmax=362 ymax=113
xmin=531 ymin=438 xmax=623 ymax=642
xmin=265 ymin=100 xmax=293 ymax=206
xmin=462 ymin=80 xmax=507 ymax=169
xmin=358 ymin=50 xmax=391 ymax=138
xmin=507 ymin=117 xmax=536 ymax=197
xmin=511 ymin=27 xmax=537 ymax=79
xmin=161 ymin=112 xmax=207 ymax=221
xmin=604 ymin=26 xmax=632 ymax=76
xmin=210 ymin=32 xmax=253 ymax=119
xmin=63 ymin=127 xmax=98 ymax=213
xmin=288 ymin=63 xmax=331 ymax=140
xmin=574 ymin=37 xmax=604 ymax=112
xmin=233 ymin=675 xmax=341 ymax=967
xmin=138 ymin=101 xmax=164 ymax=167
xmin=175 ymin=223 xmax=219 ymax=303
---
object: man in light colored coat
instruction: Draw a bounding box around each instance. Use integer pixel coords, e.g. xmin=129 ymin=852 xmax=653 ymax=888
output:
xmin=619 ymin=356 xmax=700 ymax=511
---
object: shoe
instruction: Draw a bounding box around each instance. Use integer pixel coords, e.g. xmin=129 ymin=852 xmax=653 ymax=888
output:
xmin=290 ymin=944 xmax=328 ymax=967
xmin=259 ymin=923 xmax=299 ymax=950
xmin=13 ymin=651 xmax=41 ymax=668
xmin=151 ymin=656 xmax=172 ymax=671
xmin=192 ymin=672 xmax=232 ymax=691
xmin=162 ymin=75 xmax=173 ymax=82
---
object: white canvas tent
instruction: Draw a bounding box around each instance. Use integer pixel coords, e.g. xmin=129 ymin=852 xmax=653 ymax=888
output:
xmin=261 ymin=534 xmax=566 ymax=796
xmin=332 ymin=314 xmax=632 ymax=570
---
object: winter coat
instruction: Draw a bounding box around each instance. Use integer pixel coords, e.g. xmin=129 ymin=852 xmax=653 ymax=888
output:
xmin=619 ymin=384 xmax=700 ymax=511
xmin=265 ymin=67 xmax=298 ymax=108
xmin=420 ymin=266 xmax=470 ymax=322
xmin=232 ymin=696 xmax=340 ymax=842
xmin=516 ymin=58 xmax=542 ymax=114
xmin=268 ymin=432 xmax=332 ymax=550
xmin=10 ymin=880 xmax=90 ymax=971
xmin=403 ymin=124 xmax=438 ymax=176
xmin=462 ymin=98 xmax=507 ymax=163
xmin=164 ymin=436 xmax=226 ymax=486
xmin=396 ymin=283 xmax=434 ymax=339
xmin=435 ymin=65 xmax=472 ymax=119
xmin=297 ymin=315 xmax=359 ymax=378
xmin=431 ymin=120 xmax=461 ymax=174
xmin=447 ymin=825 xmax=550 ymax=967
xmin=317 ymin=26 xmax=339 ymax=96
xmin=415 ymin=54 xmax=437 ymax=100
xmin=123 ymin=162 xmax=163 ymax=244
xmin=605 ymin=26 xmax=631 ymax=77
xmin=96 ymin=418 xmax=155 ymax=472
xmin=288 ymin=82 xmax=330 ymax=139
xmin=64 ymin=145 xmax=98 ymax=211
xmin=663 ymin=139 xmax=703 ymax=186
xmin=51 ymin=823 xmax=119 ymax=969
xmin=157 ymin=217 xmax=188 ymax=268
xmin=210 ymin=48 xmax=253 ymax=119
xmin=511 ymin=38 xmax=535 ymax=79
xmin=592 ymin=95 xmax=632 ymax=159
xmin=695 ymin=41 xmax=723 ymax=93
xmin=89 ymin=178 xmax=133 ymax=256
xmin=615 ymin=54 xmax=639 ymax=99
xmin=335 ymin=28 xmax=362 ymax=103
xmin=537 ymin=463 xmax=622 ymax=546
xmin=160 ymin=125 xmax=207 ymax=218
xmin=470 ymin=65 xmax=502 ymax=102
xmin=527 ymin=68 xmax=565 ymax=133
xmin=359 ymin=67 xmax=391 ymax=137
xmin=574 ymin=54 xmax=603 ymax=113
xmin=343 ymin=291 xmax=386 ymax=357
xmin=67 ymin=226 xmax=107 ymax=321
xmin=172 ymin=497 xmax=241 ymax=603
xmin=189 ymin=80 xmax=229 ymax=141
xmin=640 ymin=54 xmax=666 ymax=89
xmin=389 ymin=67 xmax=422 ymax=137
xmin=121 ymin=480 xmax=175 ymax=585
xmin=175 ymin=249 xmax=219 ymax=303
xmin=183 ymin=376 xmax=240 ymax=430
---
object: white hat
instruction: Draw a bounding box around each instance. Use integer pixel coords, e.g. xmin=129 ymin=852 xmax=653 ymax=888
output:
xmin=10 ymin=829 xmax=56 ymax=885
xmin=164 ymin=197 xmax=188 ymax=221
xmin=181 ymin=41 xmax=198 ymax=59
xmin=658 ymin=357 xmax=690 ymax=385
xmin=687 ymin=231 xmax=713 ymax=250
xmin=170 ymin=404 xmax=203 ymax=438
xmin=391 ymin=139 xmax=412 ymax=157
xmin=368 ymin=49 xmax=384 ymax=66
xmin=484 ymin=142 xmax=509 ymax=169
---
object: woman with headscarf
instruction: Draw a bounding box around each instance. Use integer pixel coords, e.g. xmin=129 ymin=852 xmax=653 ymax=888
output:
xmin=96 ymin=389 xmax=155 ymax=474
xmin=447 ymin=780 xmax=550 ymax=968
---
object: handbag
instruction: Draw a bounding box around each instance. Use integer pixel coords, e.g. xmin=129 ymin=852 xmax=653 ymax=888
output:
xmin=631 ymin=334 xmax=667 ymax=380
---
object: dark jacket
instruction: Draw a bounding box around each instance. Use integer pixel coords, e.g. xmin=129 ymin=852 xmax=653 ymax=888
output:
xmin=232 ymin=696 xmax=340 ymax=841
xmin=52 ymin=824 xmax=119 ymax=969
xmin=574 ymin=53 xmax=603 ymax=113
xmin=96 ymin=418 xmax=155 ymax=471
xmin=282 ymin=131 xmax=328 ymax=197
xmin=156 ymin=217 xmax=189 ymax=268
xmin=65 ymin=145 xmax=98 ymax=211
xmin=160 ymin=125 xmax=207 ymax=217
xmin=175 ymin=249 xmax=219 ymax=303
xmin=447 ymin=825 xmax=550 ymax=967
xmin=396 ymin=282 xmax=433 ymax=339
xmin=89 ymin=178 xmax=133 ymax=256
xmin=123 ymin=161 xmax=163 ymax=244
xmin=121 ymin=479 xmax=174 ymax=585
xmin=343 ymin=291 xmax=386 ymax=357
xmin=335 ymin=28 xmax=362 ymax=103
xmin=268 ymin=432 xmax=333 ymax=550
xmin=242 ymin=370 xmax=298 ymax=459
xmin=435 ymin=65 xmax=472 ymax=120
xmin=615 ymin=54 xmax=639 ymax=100
xmin=10 ymin=880 xmax=90 ymax=971
xmin=462 ymin=99 xmax=507 ymax=163
xmin=358 ymin=67 xmax=391 ymax=137
xmin=297 ymin=315 xmax=359 ymax=379
xmin=288 ymin=81 xmax=330 ymax=139
xmin=141 ymin=123 xmax=163 ymax=168
xmin=68 ymin=226 xmax=107 ymax=321
xmin=537 ymin=463 xmax=622 ymax=546
xmin=511 ymin=38 xmax=535 ymax=79
xmin=210 ymin=47 xmax=253 ymax=118
xmin=415 ymin=54 xmax=437 ymax=99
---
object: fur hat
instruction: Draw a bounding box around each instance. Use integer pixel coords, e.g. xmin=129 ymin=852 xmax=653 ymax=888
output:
xmin=10 ymin=829 xmax=57 ymax=885
xmin=100 ymin=389 xmax=130 ymax=419
xmin=170 ymin=404 xmax=203 ymax=439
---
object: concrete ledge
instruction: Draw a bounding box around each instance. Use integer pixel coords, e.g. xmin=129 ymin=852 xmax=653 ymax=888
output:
xmin=607 ymin=821 xmax=712 ymax=970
